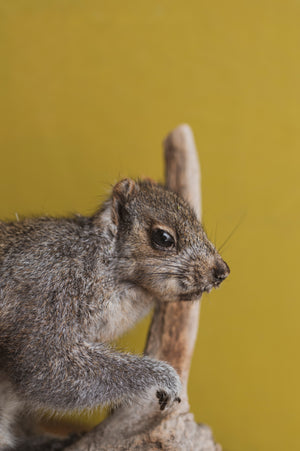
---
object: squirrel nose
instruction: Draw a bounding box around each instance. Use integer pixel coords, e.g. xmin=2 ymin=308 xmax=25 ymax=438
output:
xmin=212 ymin=259 xmax=230 ymax=285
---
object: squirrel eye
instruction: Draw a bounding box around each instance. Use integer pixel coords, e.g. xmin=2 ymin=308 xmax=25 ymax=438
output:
xmin=151 ymin=228 xmax=175 ymax=249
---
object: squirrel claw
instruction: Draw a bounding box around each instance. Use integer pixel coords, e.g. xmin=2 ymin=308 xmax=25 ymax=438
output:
xmin=156 ymin=390 xmax=169 ymax=410
xmin=156 ymin=390 xmax=180 ymax=410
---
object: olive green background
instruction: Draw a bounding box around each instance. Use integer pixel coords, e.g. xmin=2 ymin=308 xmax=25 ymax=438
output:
xmin=0 ymin=1 xmax=299 ymax=450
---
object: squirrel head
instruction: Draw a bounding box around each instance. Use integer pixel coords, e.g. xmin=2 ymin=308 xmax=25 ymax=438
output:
xmin=100 ymin=178 xmax=229 ymax=302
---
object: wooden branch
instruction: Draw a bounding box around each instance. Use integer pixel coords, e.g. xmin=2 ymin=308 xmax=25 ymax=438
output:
xmin=65 ymin=125 xmax=221 ymax=451
xmin=145 ymin=124 xmax=202 ymax=393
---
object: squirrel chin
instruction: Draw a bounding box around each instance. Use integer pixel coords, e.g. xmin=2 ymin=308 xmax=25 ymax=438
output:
xmin=179 ymin=291 xmax=203 ymax=302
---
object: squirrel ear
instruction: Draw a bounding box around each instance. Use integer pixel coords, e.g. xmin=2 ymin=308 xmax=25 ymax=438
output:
xmin=111 ymin=178 xmax=138 ymax=225
xmin=112 ymin=178 xmax=137 ymax=203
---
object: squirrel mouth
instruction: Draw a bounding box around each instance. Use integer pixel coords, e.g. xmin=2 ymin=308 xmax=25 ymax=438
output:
xmin=180 ymin=282 xmax=218 ymax=301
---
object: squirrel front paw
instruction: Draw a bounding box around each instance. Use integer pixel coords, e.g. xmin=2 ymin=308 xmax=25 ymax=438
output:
xmin=143 ymin=358 xmax=182 ymax=411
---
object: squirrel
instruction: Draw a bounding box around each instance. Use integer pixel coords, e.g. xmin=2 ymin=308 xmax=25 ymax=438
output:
xmin=0 ymin=178 xmax=229 ymax=450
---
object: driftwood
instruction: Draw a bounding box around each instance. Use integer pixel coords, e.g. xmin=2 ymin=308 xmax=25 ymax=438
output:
xmin=65 ymin=124 xmax=221 ymax=451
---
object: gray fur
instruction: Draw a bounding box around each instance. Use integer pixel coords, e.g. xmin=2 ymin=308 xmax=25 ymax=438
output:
xmin=0 ymin=179 xmax=229 ymax=449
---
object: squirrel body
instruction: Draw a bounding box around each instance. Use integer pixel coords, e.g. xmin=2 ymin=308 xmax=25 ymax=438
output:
xmin=0 ymin=179 xmax=229 ymax=449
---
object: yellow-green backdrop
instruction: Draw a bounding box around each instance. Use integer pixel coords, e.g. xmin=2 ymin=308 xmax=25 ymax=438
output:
xmin=1 ymin=2 xmax=299 ymax=450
